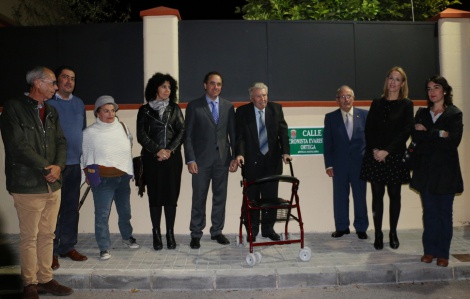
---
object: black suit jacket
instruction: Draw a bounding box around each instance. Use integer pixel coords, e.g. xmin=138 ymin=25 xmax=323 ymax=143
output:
xmin=235 ymin=102 xmax=289 ymax=180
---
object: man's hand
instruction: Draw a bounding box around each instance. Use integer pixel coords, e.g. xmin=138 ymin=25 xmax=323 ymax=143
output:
xmin=229 ymin=160 xmax=238 ymax=172
xmin=44 ymin=165 xmax=61 ymax=183
xmin=236 ymin=155 xmax=244 ymax=168
xmin=326 ymin=168 xmax=334 ymax=177
xmin=187 ymin=162 xmax=198 ymax=174
xmin=282 ymin=154 xmax=292 ymax=164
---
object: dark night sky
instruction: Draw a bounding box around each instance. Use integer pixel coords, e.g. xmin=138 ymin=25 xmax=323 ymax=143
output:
xmin=130 ymin=0 xmax=469 ymax=21
xmin=130 ymin=0 xmax=248 ymax=21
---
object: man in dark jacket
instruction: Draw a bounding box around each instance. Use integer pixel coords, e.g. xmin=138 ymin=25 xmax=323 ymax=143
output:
xmin=0 ymin=66 xmax=73 ymax=299
xmin=235 ymin=82 xmax=292 ymax=242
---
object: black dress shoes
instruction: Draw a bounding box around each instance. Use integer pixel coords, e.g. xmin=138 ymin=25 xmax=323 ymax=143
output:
xmin=374 ymin=231 xmax=384 ymax=250
xmin=211 ymin=234 xmax=230 ymax=245
xmin=331 ymin=229 xmax=350 ymax=238
xmin=190 ymin=237 xmax=201 ymax=249
xmin=389 ymin=232 xmax=400 ymax=249
xmin=262 ymin=232 xmax=280 ymax=241
xmin=356 ymin=231 xmax=368 ymax=239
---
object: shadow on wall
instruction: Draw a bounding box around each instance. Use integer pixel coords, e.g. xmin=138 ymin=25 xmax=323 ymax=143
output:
xmin=0 ymin=215 xmax=22 ymax=298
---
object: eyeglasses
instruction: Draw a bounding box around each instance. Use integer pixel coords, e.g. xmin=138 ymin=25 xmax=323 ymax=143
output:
xmin=336 ymin=95 xmax=352 ymax=100
xmin=40 ymin=79 xmax=57 ymax=86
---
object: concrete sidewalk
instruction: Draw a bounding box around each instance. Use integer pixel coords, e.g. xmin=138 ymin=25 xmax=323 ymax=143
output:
xmin=2 ymin=227 xmax=470 ymax=291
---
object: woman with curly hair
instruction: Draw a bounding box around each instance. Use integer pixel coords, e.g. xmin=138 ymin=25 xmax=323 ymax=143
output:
xmin=136 ymin=73 xmax=185 ymax=250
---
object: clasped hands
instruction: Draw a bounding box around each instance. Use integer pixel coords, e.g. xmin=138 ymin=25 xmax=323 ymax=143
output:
xmin=43 ymin=165 xmax=61 ymax=183
xmin=373 ymin=149 xmax=388 ymax=162
xmin=157 ymin=149 xmax=172 ymax=161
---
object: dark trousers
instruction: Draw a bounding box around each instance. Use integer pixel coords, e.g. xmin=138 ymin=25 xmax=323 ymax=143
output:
xmin=53 ymin=164 xmax=81 ymax=255
xmin=421 ymin=191 xmax=454 ymax=259
xmin=245 ymin=181 xmax=278 ymax=236
xmin=332 ymin=166 xmax=368 ymax=232
xmin=189 ymin=154 xmax=229 ymax=238
xmin=371 ymin=183 xmax=401 ymax=233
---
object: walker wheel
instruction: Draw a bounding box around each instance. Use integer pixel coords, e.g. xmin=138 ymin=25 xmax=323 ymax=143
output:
xmin=246 ymin=253 xmax=257 ymax=266
xmin=254 ymin=252 xmax=262 ymax=264
xmin=299 ymin=246 xmax=312 ymax=262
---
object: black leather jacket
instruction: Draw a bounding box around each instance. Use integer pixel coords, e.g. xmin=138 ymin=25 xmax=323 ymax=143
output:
xmin=0 ymin=96 xmax=66 ymax=194
xmin=136 ymin=102 xmax=185 ymax=156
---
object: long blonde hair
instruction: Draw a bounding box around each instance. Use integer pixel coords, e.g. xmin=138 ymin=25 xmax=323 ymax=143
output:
xmin=382 ymin=66 xmax=409 ymax=99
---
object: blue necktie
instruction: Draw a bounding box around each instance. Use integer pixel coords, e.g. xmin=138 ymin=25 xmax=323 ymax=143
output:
xmin=210 ymin=101 xmax=218 ymax=124
xmin=345 ymin=112 xmax=352 ymax=140
xmin=259 ymin=110 xmax=268 ymax=155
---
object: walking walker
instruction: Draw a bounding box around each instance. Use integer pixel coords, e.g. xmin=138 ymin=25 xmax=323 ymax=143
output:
xmin=236 ymin=161 xmax=311 ymax=266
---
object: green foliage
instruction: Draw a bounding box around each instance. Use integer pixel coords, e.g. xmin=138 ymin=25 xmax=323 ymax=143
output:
xmin=12 ymin=0 xmax=131 ymax=26
xmin=237 ymin=0 xmax=462 ymax=21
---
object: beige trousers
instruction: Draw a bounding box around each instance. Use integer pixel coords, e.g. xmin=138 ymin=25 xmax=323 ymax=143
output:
xmin=13 ymin=189 xmax=61 ymax=286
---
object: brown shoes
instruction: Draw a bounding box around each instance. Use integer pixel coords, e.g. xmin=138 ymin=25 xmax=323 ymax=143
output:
xmin=59 ymin=249 xmax=88 ymax=261
xmin=436 ymin=258 xmax=449 ymax=267
xmin=421 ymin=255 xmax=448 ymax=267
xmin=52 ymin=255 xmax=60 ymax=270
xmin=23 ymin=284 xmax=39 ymax=299
xmin=420 ymin=254 xmax=434 ymax=263
xmin=37 ymin=279 xmax=73 ymax=296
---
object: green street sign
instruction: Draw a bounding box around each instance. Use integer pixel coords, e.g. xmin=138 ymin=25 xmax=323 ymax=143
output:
xmin=288 ymin=127 xmax=324 ymax=156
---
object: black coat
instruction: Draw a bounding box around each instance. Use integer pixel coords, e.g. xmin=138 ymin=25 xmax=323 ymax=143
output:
xmin=136 ymin=102 xmax=185 ymax=157
xmin=410 ymin=105 xmax=463 ymax=195
xmin=235 ymin=102 xmax=289 ymax=180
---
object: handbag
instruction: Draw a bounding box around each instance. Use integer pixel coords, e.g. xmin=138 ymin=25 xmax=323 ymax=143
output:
xmin=402 ymin=141 xmax=417 ymax=170
xmin=133 ymin=155 xmax=145 ymax=197
xmin=120 ymin=122 xmax=146 ymax=197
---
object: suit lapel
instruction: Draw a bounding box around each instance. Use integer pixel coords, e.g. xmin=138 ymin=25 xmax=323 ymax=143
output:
xmin=201 ymin=97 xmax=216 ymax=125
xmin=335 ymin=109 xmax=349 ymax=140
xmin=247 ymin=104 xmax=259 ymax=146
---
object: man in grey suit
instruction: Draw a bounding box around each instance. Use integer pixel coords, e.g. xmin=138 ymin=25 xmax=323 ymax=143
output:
xmin=184 ymin=71 xmax=238 ymax=249
xmin=323 ymin=85 xmax=369 ymax=240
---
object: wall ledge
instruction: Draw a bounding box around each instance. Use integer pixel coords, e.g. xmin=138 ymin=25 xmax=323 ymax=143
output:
xmin=428 ymin=8 xmax=470 ymax=21
xmin=140 ymin=6 xmax=181 ymax=20
xmin=80 ymin=100 xmax=427 ymax=111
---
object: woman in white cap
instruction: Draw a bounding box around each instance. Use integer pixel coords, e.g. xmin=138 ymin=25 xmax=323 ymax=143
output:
xmin=81 ymin=95 xmax=139 ymax=260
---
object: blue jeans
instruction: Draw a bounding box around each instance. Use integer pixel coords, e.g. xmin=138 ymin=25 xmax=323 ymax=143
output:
xmin=54 ymin=164 xmax=81 ymax=255
xmin=421 ymin=191 xmax=454 ymax=259
xmin=91 ymin=175 xmax=133 ymax=251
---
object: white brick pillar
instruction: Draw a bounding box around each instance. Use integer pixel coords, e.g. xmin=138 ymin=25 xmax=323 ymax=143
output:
xmin=433 ymin=8 xmax=470 ymax=210
xmin=140 ymin=7 xmax=181 ymax=99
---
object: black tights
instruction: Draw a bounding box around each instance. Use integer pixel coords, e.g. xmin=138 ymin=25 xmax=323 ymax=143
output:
xmin=371 ymin=183 xmax=401 ymax=233
xmin=149 ymin=205 xmax=177 ymax=232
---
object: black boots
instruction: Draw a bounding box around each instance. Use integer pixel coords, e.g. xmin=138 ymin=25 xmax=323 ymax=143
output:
xmin=389 ymin=232 xmax=400 ymax=249
xmin=152 ymin=228 xmax=163 ymax=251
xmin=166 ymin=229 xmax=176 ymax=249
xmin=374 ymin=231 xmax=384 ymax=250
xmin=153 ymin=228 xmax=176 ymax=250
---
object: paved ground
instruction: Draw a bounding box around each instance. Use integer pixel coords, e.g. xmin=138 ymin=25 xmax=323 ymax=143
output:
xmin=38 ymin=281 xmax=470 ymax=299
xmin=1 ymin=226 xmax=470 ymax=292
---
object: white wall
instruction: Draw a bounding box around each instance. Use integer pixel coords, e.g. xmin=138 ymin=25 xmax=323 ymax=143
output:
xmin=1 ymin=105 xmax=468 ymax=236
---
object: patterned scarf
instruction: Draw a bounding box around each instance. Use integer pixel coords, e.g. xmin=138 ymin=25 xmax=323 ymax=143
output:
xmin=149 ymin=99 xmax=169 ymax=118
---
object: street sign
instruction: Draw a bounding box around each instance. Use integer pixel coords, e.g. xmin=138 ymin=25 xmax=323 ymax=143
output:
xmin=288 ymin=127 xmax=323 ymax=156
